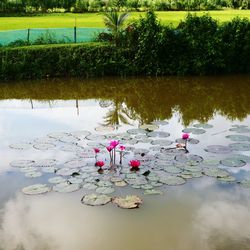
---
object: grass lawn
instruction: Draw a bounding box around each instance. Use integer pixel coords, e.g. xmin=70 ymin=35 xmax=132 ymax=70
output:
xmin=0 ymin=10 xmax=249 ymax=30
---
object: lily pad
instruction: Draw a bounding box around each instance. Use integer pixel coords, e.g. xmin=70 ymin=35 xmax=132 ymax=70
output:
xmin=42 ymin=167 xmax=57 ymax=173
xmin=67 ymin=177 xmax=83 ymax=184
xmin=134 ymin=148 xmax=149 ymax=155
xmin=229 ymin=126 xmax=250 ymax=133
xmin=25 ymin=171 xmax=42 ymax=178
xmin=97 ymin=180 xmax=113 ymax=187
xmin=229 ymin=154 xmax=250 ymax=163
xmin=114 ymin=181 xmax=127 ymax=187
xmin=127 ymin=128 xmax=147 ymax=135
xmin=175 ymin=154 xmax=203 ymax=164
xmin=182 ymin=128 xmax=206 ymax=134
xmin=193 ymin=123 xmax=213 ymax=129
xmin=175 ymin=138 xmax=199 ymax=144
xmin=217 ymin=175 xmax=236 ymax=183
xmin=64 ymin=159 xmax=87 ymax=168
xmin=19 ymin=167 xmax=38 ymax=173
xmin=229 ymin=143 xmax=250 ymax=151
xmin=59 ymin=136 xmax=80 ymax=144
xmin=220 ymin=158 xmax=246 ymax=167
xmin=81 ymin=194 xmax=111 ymax=206
xmin=48 ymin=176 xmax=66 ymax=184
xmin=112 ymin=195 xmax=142 ymax=209
xmin=151 ymin=140 xmax=172 ymax=146
xmin=53 ymin=182 xmax=81 ymax=193
xmin=56 ymin=168 xmax=79 ymax=176
xmin=144 ymin=189 xmax=163 ymax=195
xmin=147 ymin=131 xmax=170 ymax=138
xmin=10 ymin=143 xmax=32 ymax=150
xmin=159 ymin=175 xmax=186 ymax=185
xmin=34 ymin=137 xmax=56 ymax=144
xmin=33 ymin=143 xmax=56 ymax=150
xmin=22 ymin=184 xmax=50 ymax=195
xmin=82 ymin=183 xmax=97 ymax=190
xmin=152 ymin=120 xmax=169 ymax=126
xmin=226 ymin=135 xmax=250 ymax=142
xmin=204 ymin=145 xmax=232 ymax=154
xmin=164 ymin=166 xmax=183 ymax=174
xmin=203 ymin=167 xmax=230 ymax=178
xmin=60 ymin=144 xmax=83 ymax=152
xmin=48 ymin=132 xmax=69 ymax=139
xmin=34 ymin=159 xmax=57 ymax=167
xmin=10 ymin=160 xmax=35 ymax=168
xmin=96 ymin=186 xmax=115 ymax=194
xmin=70 ymin=130 xmax=91 ymax=138
xmin=139 ymin=124 xmax=159 ymax=131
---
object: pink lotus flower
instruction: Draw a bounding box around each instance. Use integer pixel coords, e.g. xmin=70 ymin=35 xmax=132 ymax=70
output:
xmin=182 ymin=133 xmax=189 ymax=140
xmin=129 ymin=160 xmax=141 ymax=169
xmin=119 ymin=145 xmax=126 ymax=151
xmin=106 ymin=146 xmax=114 ymax=152
xmin=95 ymin=161 xmax=105 ymax=168
xmin=110 ymin=140 xmax=119 ymax=148
xmin=93 ymin=148 xmax=100 ymax=154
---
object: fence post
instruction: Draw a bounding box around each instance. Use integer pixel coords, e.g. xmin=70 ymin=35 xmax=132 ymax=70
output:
xmin=27 ymin=28 xmax=30 ymax=44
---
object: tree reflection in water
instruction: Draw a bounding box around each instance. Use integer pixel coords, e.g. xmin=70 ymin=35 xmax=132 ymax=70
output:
xmin=0 ymin=75 xmax=249 ymax=126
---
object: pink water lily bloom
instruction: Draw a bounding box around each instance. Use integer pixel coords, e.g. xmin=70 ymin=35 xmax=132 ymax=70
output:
xmin=119 ymin=145 xmax=126 ymax=151
xmin=129 ymin=160 xmax=141 ymax=169
xmin=182 ymin=133 xmax=190 ymax=140
xmin=106 ymin=145 xmax=114 ymax=152
xmin=95 ymin=161 xmax=105 ymax=168
xmin=110 ymin=140 xmax=119 ymax=148
xmin=93 ymin=148 xmax=100 ymax=153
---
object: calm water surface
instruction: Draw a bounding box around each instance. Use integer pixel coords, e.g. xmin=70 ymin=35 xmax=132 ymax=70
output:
xmin=0 ymin=76 xmax=250 ymax=250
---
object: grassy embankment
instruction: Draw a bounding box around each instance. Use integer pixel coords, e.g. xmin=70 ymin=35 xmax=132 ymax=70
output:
xmin=0 ymin=10 xmax=249 ymax=30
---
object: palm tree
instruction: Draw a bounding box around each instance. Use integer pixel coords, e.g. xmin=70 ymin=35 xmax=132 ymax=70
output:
xmin=102 ymin=11 xmax=129 ymax=45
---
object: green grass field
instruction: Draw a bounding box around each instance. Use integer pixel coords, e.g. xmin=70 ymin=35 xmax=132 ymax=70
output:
xmin=0 ymin=10 xmax=249 ymax=30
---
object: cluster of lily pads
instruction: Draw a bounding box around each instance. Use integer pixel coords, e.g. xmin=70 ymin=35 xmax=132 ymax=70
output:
xmin=9 ymin=122 xmax=250 ymax=209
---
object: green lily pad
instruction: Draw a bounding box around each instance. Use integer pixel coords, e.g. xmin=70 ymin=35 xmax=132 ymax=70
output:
xmin=96 ymin=186 xmax=115 ymax=194
xmin=175 ymin=154 xmax=203 ymax=164
xmin=147 ymin=131 xmax=170 ymax=138
xmin=159 ymin=175 xmax=186 ymax=185
xmin=179 ymin=172 xmax=193 ymax=179
xmin=203 ymin=167 xmax=230 ymax=178
xmin=25 ymin=171 xmax=42 ymax=178
xmin=19 ymin=167 xmax=38 ymax=173
xmin=10 ymin=160 xmax=35 ymax=168
xmin=67 ymin=177 xmax=83 ymax=184
xmin=53 ymin=182 xmax=81 ymax=193
xmin=217 ymin=175 xmax=236 ymax=183
xmin=10 ymin=143 xmax=32 ymax=150
xmin=22 ymin=184 xmax=50 ymax=195
xmin=229 ymin=126 xmax=250 ymax=133
xmin=82 ymin=183 xmax=97 ymax=190
xmin=204 ymin=145 xmax=232 ymax=154
xmin=70 ymin=130 xmax=91 ymax=138
xmin=150 ymin=181 xmax=163 ymax=187
xmin=48 ymin=132 xmax=69 ymax=139
xmin=48 ymin=176 xmax=66 ymax=184
xmin=97 ymin=180 xmax=113 ymax=187
xmin=175 ymin=138 xmax=199 ymax=144
xmin=226 ymin=135 xmax=250 ymax=142
xmin=134 ymin=148 xmax=149 ymax=155
xmin=140 ymin=184 xmax=154 ymax=190
xmin=144 ymin=189 xmax=163 ymax=195
xmin=202 ymin=159 xmax=220 ymax=166
xmin=112 ymin=195 xmax=143 ymax=209
xmin=81 ymin=194 xmax=111 ymax=206
xmin=34 ymin=159 xmax=57 ymax=167
xmin=59 ymin=136 xmax=80 ymax=144
xmin=220 ymin=158 xmax=246 ymax=167
xmin=56 ymin=168 xmax=79 ymax=176
xmin=86 ymin=134 xmax=106 ymax=141
xmin=164 ymin=166 xmax=183 ymax=174
xmin=229 ymin=154 xmax=250 ymax=163
xmin=151 ymin=140 xmax=172 ymax=146
xmin=193 ymin=123 xmax=213 ymax=129
xmin=64 ymin=159 xmax=87 ymax=168
xmin=139 ymin=124 xmax=159 ymax=131
xmin=180 ymin=165 xmax=202 ymax=172
xmin=34 ymin=137 xmax=56 ymax=144
xmin=41 ymin=167 xmax=57 ymax=173
xmin=127 ymin=128 xmax=147 ymax=135
xmin=229 ymin=143 xmax=250 ymax=151
xmin=114 ymin=181 xmax=127 ymax=187
xmin=60 ymin=144 xmax=83 ymax=152
xmin=182 ymin=128 xmax=206 ymax=134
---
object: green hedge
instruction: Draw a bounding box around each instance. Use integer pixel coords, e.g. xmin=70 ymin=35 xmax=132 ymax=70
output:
xmin=0 ymin=43 xmax=134 ymax=80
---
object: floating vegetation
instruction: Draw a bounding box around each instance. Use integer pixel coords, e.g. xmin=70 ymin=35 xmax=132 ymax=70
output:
xmin=86 ymin=134 xmax=106 ymax=141
xmin=229 ymin=125 xmax=250 ymax=133
xmin=48 ymin=132 xmax=69 ymax=139
xmin=229 ymin=143 xmax=250 ymax=151
xmin=34 ymin=159 xmax=57 ymax=167
xmin=112 ymin=195 xmax=142 ymax=209
xmin=81 ymin=194 xmax=111 ymax=206
xmin=217 ymin=175 xmax=236 ymax=183
xmin=220 ymin=158 xmax=246 ymax=167
xmin=59 ymin=136 xmax=80 ymax=144
xmin=127 ymin=128 xmax=147 ymax=135
xmin=175 ymin=138 xmax=199 ymax=144
xmin=34 ymin=137 xmax=57 ymax=144
xmin=226 ymin=135 xmax=250 ymax=142
xmin=151 ymin=140 xmax=172 ymax=146
xmin=53 ymin=182 xmax=81 ymax=193
xmin=25 ymin=171 xmax=42 ymax=178
xmin=152 ymin=120 xmax=169 ymax=126
xmin=204 ymin=145 xmax=232 ymax=154
xmin=22 ymin=184 xmax=50 ymax=195
xmin=182 ymin=128 xmax=206 ymax=134
xmin=193 ymin=123 xmax=213 ymax=129
xmin=147 ymin=131 xmax=170 ymax=138
xmin=203 ymin=167 xmax=229 ymax=178
xmin=159 ymin=175 xmax=186 ymax=185
xmin=10 ymin=160 xmax=35 ymax=168
xmin=144 ymin=189 xmax=163 ymax=195
xmin=139 ymin=124 xmax=159 ymax=131
xmin=95 ymin=126 xmax=115 ymax=132
xmin=10 ymin=143 xmax=32 ymax=150
xmin=70 ymin=130 xmax=91 ymax=138
xmin=239 ymin=179 xmax=250 ymax=188
xmin=48 ymin=176 xmax=66 ymax=184
xmin=175 ymin=154 xmax=203 ymax=164
xmin=33 ymin=143 xmax=56 ymax=150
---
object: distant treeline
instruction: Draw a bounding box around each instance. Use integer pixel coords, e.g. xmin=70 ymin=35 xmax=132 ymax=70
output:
xmin=0 ymin=0 xmax=249 ymax=13
xmin=0 ymin=14 xmax=249 ymax=80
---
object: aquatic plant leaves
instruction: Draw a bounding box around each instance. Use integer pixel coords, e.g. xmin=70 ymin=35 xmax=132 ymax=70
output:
xmin=53 ymin=182 xmax=81 ymax=193
xmin=10 ymin=143 xmax=32 ymax=150
xmin=22 ymin=184 xmax=50 ymax=195
xmin=81 ymin=194 xmax=111 ymax=206
xmin=159 ymin=175 xmax=186 ymax=185
xmin=193 ymin=123 xmax=213 ymax=129
xmin=175 ymin=138 xmax=199 ymax=144
xmin=34 ymin=159 xmax=57 ymax=167
xmin=151 ymin=140 xmax=172 ymax=146
xmin=174 ymin=154 xmax=203 ymax=164
xmin=226 ymin=135 xmax=250 ymax=142
xmin=48 ymin=176 xmax=66 ymax=184
xmin=139 ymin=124 xmax=159 ymax=131
xmin=144 ymin=189 xmax=163 ymax=195
xmin=229 ymin=143 xmax=250 ymax=151
xmin=25 ymin=171 xmax=42 ymax=178
xmin=127 ymin=128 xmax=147 ymax=135
xmin=95 ymin=126 xmax=115 ymax=132
xmin=239 ymin=179 xmax=250 ymax=188
xmin=96 ymin=186 xmax=115 ymax=194
xmin=112 ymin=195 xmax=142 ymax=209
xmin=147 ymin=131 xmax=170 ymax=138
xmin=86 ymin=134 xmax=106 ymax=141
xmin=220 ymin=158 xmax=246 ymax=167
xmin=204 ymin=145 xmax=232 ymax=154
xmin=182 ymin=128 xmax=206 ymax=134
xmin=10 ymin=160 xmax=35 ymax=168
xmin=48 ymin=132 xmax=69 ymax=139
xmin=203 ymin=167 xmax=230 ymax=178
xmin=229 ymin=126 xmax=250 ymax=133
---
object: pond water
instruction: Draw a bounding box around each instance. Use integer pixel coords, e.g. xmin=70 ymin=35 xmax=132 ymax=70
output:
xmin=0 ymin=75 xmax=250 ymax=250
